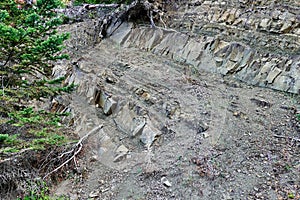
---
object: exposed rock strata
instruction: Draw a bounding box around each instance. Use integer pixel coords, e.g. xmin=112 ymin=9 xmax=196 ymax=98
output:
xmin=108 ymin=23 xmax=300 ymax=94
xmin=59 ymin=0 xmax=299 ymax=94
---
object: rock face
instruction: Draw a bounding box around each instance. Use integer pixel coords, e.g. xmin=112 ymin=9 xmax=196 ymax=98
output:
xmin=58 ymin=0 xmax=300 ymax=94
xmin=160 ymin=0 xmax=300 ymax=93
xmin=164 ymin=0 xmax=299 ymax=56
xmin=108 ymin=22 xmax=299 ymax=94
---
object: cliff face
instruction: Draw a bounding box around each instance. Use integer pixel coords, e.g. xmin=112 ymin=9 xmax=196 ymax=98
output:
xmin=158 ymin=0 xmax=300 ymax=93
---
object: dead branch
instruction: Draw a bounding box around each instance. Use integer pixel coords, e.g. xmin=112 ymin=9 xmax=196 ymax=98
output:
xmin=0 ymin=148 xmax=33 ymax=164
xmin=43 ymin=124 xmax=103 ymax=180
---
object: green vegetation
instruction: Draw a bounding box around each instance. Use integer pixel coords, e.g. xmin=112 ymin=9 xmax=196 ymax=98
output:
xmin=0 ymin=0 xmax=77 ymax=197
xmin=288 ymin=192 xmax=295 ymax=199
xmin=0 ymin=109 xmax=71 ymax=153
xmin=0 ymin=0 xmax=74 ymax=151
xmin=20 ymin=181 xmax=67 ymax=200
xmin=0 ymin=0 xmax=75 ymax=112
xmin=0 ymin=107 xmax=72 ymax=152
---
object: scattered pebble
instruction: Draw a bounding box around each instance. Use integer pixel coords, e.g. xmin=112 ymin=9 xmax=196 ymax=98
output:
xmin=161 ymin=177 xmax=172 ymax=187
xmin=89 ymin=190 xmax=99 ymax=198
xmin=90 ymin=155 xmax=98 ymax=162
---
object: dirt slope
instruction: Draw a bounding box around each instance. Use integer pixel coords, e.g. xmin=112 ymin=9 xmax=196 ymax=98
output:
xmin=52 ymin=37 xmax=299 ymax=199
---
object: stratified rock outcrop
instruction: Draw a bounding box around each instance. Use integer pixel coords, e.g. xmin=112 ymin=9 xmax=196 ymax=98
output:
xmin=58 ymin=0 xmax=299 ymax=94
xmin=161 ymin=0 xmax=300 ymax=93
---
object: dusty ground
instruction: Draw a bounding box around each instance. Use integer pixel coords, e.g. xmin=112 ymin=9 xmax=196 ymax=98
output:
xmin=53 ymin=38 xmax=299 ymax=200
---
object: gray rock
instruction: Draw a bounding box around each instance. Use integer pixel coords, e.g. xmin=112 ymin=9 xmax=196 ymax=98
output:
xmin=116 ymin=144 xmax=129 ymax=154
xmin=132 ymin=117 xmax=146 ymax=137
xmin=114 ymin=103 xmax=137 ymax=135
xmin=280 ymin=21 xmax=292 ymax=33
xmin=140 ymin=121 xmax=161 ymax=146
xmin=224 ymin=60 xmax=239 ymax=74
xmin=108 ymin=23 xmax=300 ymax=94
xmin=90 ymin=155 xmax=98 ymax=162
xmin=197 ymin=121 xmax=209 ymax=133
xmin=259 ymin=18 xmax=271 ymax=29
xmin=99 ymin=90 xmax=109 ymax=108
xmin=214 ymin=57 xmax=223 ymax=67
xmin=113 ymin=152 xmax=127 ymax=162
xmin=109 ymin=22 xmax=133 ymax=45
xmin=266 ymin=67 xmax=282 ymax=84
xmin=272 ymin=75 xmax=292 ymax=92
xmin=161 ymin=177 xmax=172 ymax=187
xmin=103 ymin=97 xmax=118 ymax=115
xmin=89 ymin=190 xmax=99 ymax=198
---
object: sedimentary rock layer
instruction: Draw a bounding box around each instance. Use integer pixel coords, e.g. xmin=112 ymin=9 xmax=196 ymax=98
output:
xmin=109 ymin=22 xmax=300 ymax=94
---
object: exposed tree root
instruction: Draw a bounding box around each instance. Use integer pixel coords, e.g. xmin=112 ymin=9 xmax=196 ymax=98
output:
xmin=43 ymin=125 xmax=103 ymax=180
xmin=0 ymin=124 xmax=103 ymax=198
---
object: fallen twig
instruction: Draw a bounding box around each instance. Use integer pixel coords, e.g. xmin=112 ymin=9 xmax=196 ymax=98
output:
xmin=43 ymin=124 xmax=103 ymax=180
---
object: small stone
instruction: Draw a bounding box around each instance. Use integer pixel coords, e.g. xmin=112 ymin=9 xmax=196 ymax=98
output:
xmin=233 ymin=111 xmax=239 ymax=116
xmin=105 ymin=76 xmax=117 ymax=84
xmin=100 ymin=188 xmax=109 ymax=193
xmin=126 ymin=154 xmax=132 ymax=159
xmin=203 ymin=132 xmax=210 ymax=138
xmin=219 ymin=11 xmax=230 ymax=22
xmin=116 ymin=144 xmax=129 ymax=153
xmin=250 ymin=98 xmax=271 ymax=108
xmin=114 ymin=144 xmax=129 ymax=162
xmin=197 ymin=121 xmax=209 ymax=133
xmin=266 ymin=67 xmax=282 ymax=84
xmin=113 ymin=152 xmax=127 ymax=162
xmin=141 ymin=92 xmax=151 ymax=100
xmin=280 ymin=21 xmax=292 ymax=33
xmin=89 ymin=190 xmax=99 ymax=198
xmin=103 ymin=97 xmax=117 ymax=115
xmin=90 ymin=155 xmax=98 ymax=162
xmin=161 ymin=177 xmax=172 ymax=187
xmin=260 ymin=154 xmax=264 ymax=158
xmin=260 ymin=18 xmax=270 ymax=29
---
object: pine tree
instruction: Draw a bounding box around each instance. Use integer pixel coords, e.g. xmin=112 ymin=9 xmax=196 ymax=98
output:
xmin=0 ymin=0 xmax=72 ymax=112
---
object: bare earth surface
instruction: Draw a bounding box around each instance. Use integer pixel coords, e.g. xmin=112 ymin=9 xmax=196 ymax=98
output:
xmin=53 ymin=38 xmax=299 ymax=200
